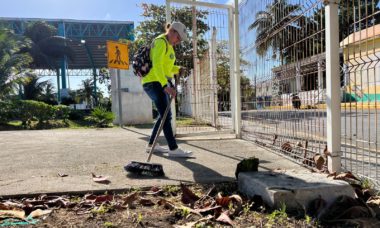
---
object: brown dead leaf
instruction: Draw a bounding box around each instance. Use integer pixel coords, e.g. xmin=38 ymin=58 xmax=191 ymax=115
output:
xmin=216 ymin=211 xmax=234 ymax=226
xmin=367 ymin=196 xmax=380 ymax=206
xmin=194 ymin=205 xmax=221 ymax=214
xmin=157 ymin=198 xmax=175 ymax=210
xmin=281 ymin=142 xmax=292 ymax=153
xmin=94 ymin=195 xmax=114 ymax=203
xmin=58 ymin=173 xmax=68 ymax=177
xmin=327 ymin=171 xmax=337 ymax=178
xmin=29 ymin=209 xmax=52 ymax=218
xmin=229 ymin=194 xmax=243 ymax=215
xmin=139 ymin=197 xmax=155 ymax=206
xmin=216 ymin=193 xmax=230 ymax=207
xmin=0 ymin=210 xmax=25 ymax=220
xmin=122 ymin=192 xmax=139 ymax=206
xmin=91 ymin=173 xmax=110 ymax=184
xmin=334 ymin=172 xmax=359 ymax=181
xmin=0 ymin=203 xmax=11 ymax=210
xmin=180 ymin=183 xmax=200 ymax=205
xmin=84 ymin=194 xmax=97 ymax=201
xmin=314 ymin=154 xmax=325 ymax=170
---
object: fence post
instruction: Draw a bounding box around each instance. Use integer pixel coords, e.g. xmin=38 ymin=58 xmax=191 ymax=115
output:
xmin=325 ymin=0 xmax=341 ymax=173
xmin=209 ymin=27 xmax=218 ymax=127
xmin=166 ymin=0 xmax=177 ymax=135
xmin=233 ymin=0 xmax=242 ymax=138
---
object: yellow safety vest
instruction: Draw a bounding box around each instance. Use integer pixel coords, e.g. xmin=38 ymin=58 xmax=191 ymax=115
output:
xmin=141 ymin=34 xmax=180 ymax=87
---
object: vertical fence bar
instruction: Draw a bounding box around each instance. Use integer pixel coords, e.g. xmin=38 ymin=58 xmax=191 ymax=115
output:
xmin=228 ymin=7 xmax=235 ymax=135
xmin=233 ymin=0 xmax=241 ymax=138
xmin=166 ymin=0 xmax=177 ymax=135
xmin=325 ymin=0 xmax=341 ymax=173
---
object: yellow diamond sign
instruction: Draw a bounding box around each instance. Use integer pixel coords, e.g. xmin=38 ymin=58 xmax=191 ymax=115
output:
xmin=107 ymin=41 xmax=129 ymax=70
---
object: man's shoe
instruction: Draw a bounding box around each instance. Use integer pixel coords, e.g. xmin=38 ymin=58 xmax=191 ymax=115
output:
xmin=168 ymin=147 xmax=193 ymax=157
xmin=146 ymin=144 xmax=169 ymax=153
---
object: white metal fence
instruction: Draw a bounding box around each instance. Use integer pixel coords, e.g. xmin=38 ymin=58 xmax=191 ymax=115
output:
xmin=166 ymin=0 xmax=238 ymax=136
xmin=164 ymin=0 xmax=380 ymax=187
xmin=239 ymin=0 xmax=380 ymax=187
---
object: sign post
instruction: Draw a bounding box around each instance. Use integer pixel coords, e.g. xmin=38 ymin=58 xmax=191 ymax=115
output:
xmin=107 ymin=41 xmax=129 ymax=127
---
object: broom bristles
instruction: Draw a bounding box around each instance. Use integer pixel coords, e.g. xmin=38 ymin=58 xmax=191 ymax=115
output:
xmin=124 ymin=161 xmax=165 ymax=176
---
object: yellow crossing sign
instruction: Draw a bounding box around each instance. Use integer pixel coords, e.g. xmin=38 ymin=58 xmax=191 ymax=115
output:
xmin=107 ymin=41 xmax=129 ymax=70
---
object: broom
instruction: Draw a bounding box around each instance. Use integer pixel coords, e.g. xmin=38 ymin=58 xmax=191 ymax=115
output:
xmin=124 ymin=96 xmax=174 ymax=176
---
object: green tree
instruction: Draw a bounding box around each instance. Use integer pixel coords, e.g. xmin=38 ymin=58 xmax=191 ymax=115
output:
xmin=20 ymin=73 xmax=51 ymax=101
xmin=339 ymin=0 xmax=380 ymax=40
xmin=248 ymin=0 xmax=301 ymax=63
xmin=40 ymin=82 xmax=57 ymax=105
xmin=77 ymin=79 xmax=100 ymax=108
xmin=134 ymin=3 xmax=210 ymax=69
xmin=0 ymin=28 xmax=32 ymax=100
xmin=216 ymin=41 xmax=254 ymax=110
xmin=23 ymin=21 xmax=74 ymax=69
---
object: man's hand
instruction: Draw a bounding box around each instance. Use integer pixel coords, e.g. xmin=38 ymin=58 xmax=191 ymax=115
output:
xmin=164 ymin=86 xmax=177 ymax=97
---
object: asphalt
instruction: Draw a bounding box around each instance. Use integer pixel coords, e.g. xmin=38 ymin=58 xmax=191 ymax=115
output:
xmin=0 ymin=127 xmax=304 ymax=197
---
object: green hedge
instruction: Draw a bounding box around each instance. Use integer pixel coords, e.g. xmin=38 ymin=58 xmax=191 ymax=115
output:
xmin=0 ymin=101 xmax=14 ymax=124
xmin=0 ymin=100 xmax=71 ymax=128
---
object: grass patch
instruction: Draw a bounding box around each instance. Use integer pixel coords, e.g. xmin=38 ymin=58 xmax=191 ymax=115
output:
xmin=176 ymin=117 xmax=210 ymax=127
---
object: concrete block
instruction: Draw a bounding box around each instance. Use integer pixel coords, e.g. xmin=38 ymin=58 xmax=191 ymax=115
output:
xmin=238 ymin=170 xmax=355 ymax=210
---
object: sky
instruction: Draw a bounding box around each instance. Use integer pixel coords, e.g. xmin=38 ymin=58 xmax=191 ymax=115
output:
xmin=0 ymin=0 xmax=236 ymax=95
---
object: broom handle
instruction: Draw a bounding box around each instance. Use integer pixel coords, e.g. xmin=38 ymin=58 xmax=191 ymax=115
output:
xmin=147 ymin=96 xmax=174 ymax=162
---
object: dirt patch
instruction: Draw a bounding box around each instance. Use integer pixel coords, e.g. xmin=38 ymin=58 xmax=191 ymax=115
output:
xmin=1 ymin=182 xmax=379 ymax=227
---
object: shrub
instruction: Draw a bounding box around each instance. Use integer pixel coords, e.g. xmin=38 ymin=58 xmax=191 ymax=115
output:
xmin=33 ymin=101 xmax=54 ymax=123
xmin=54 ymin=105 xmax=70 ymax=122
xmin=12 ymin=100 xmax=55 ymax=128
xmin=85 ymin=107 xmax=115 ymax=128
xmin=0 ymin=101 xmax=13 ymax=124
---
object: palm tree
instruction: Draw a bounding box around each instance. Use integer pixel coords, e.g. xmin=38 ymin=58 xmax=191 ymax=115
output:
xmin=248 ymin=0 xmax=301 ymax=64
xmin=0 ymin=28 xmax=32 ymax=100
xmin=23 ymin=21 xmax=74 ymax=69
xmin=20 ymin=73 xmax=50 ymax=100
xmin=77 ymin=79 xmax=94 ymax=108
xmin=40 ymin=82 xmax=57 ymax=105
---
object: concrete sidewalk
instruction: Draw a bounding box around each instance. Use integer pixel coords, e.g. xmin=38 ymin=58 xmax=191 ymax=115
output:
xmin=0 ymin=127 xmax=304 ymax=197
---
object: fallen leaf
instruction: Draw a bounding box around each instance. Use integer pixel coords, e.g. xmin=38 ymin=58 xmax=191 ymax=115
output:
xmin=334 ymin=172 xmax=359 ymax=181
xmin=0 ymin=203 xmax=11 ymax=210
xmin=281 ymin=142 xmax=292 ymax=153
xmin=139 ymin=197 xmax=155 ymax=206
xmin=180 ymin=183 xmax=200 ymax=205
xmin=216 ymin=211 xmax=234 ymax=226
xmin=94 ymin=195 xmax=114 ymax=203
xmin=91 ymin=173 xmax=110 ymax=184
xmin=28 ymin=209 xmax=52 ymax=218
xmin=229 ymin=194 xmax=243 ymax=215
xmin=173 ymin=215 xmax=213 ymax=228
xmin=157 ymin=198 xmax=175 ymax=210
xmin=314 ymin=154 xmax=325 ymax=170
xmin=367 ymin=196 xmax=380 ymax=205
xmin=58 ymin=173 xmax=68 ymax=177
xmin=84 ymin=194 xmax=97 ymax=201
xmin=0 ymin=210 xmax=25 ymax=219
xmin=194 ymin=205 xmax=221 ymax=214
xmin=216 ymin=193 xmax=230 ymax=207
xmin=122 ymin=192 xmax=139 ymax=206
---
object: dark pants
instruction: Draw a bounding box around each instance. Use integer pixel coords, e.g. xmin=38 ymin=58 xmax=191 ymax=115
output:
xmin=143 ymin=82 xmax=178 ymax=150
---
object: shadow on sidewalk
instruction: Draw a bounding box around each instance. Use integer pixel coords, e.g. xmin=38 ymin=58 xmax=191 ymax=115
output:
xmin=125 ymin=153 xmax=235 ymax=184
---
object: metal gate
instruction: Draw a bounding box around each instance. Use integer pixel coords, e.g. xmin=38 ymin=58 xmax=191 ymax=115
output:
xmin=166 ymin=0 xmax=236 ymax=136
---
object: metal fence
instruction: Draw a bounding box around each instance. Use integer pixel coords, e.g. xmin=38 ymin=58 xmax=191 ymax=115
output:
xmin=239 ymin=0 xmax=380 ymax=187
xmin=167 ymin=0 xmax=235 ymax=135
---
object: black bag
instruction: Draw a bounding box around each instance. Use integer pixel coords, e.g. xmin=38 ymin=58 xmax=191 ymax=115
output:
xmin=132 ymin=38 xmax=168 ymax=78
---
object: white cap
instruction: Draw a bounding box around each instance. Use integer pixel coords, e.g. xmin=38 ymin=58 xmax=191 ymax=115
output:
xmin=170 ymin=21 xmax=188 ymax=42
